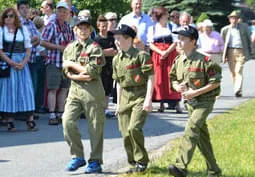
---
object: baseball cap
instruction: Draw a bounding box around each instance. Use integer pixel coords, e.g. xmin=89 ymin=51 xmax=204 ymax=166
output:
xmin=56 ymin=1 xmax=69 ymax=10
xmin=74 ymin=15 xmax=92 ymax=26
xmin=173 ymin=25 xmax=199 ymax=40
xmin=109 ymin=24 xmax=136 ymax=38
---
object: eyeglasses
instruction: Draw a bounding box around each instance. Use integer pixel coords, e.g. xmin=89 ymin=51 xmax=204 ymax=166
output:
xmin=170 ymin=15 xmax=179 ymax=18
xmin=107 ymin=18 xmax=116 ymax=22
xmin=4 ymin=14 xmax=15 ymax=19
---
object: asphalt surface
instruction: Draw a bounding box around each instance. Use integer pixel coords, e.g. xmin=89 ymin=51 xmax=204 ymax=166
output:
xmin=1 ymin=60 xmax=255 ymax=177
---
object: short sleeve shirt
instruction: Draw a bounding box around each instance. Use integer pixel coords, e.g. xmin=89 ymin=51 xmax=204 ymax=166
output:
xmin=112 ymin=46 xmax=154 ymax=88
xmin=42 ymin=19 xmax=74 ymax=68
xmin=170 ymin=49 xmax=222 ymax=99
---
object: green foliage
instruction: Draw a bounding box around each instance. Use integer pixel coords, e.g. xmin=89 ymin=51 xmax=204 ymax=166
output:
xmin=196 ymin=12 xmax=209 ymax=26
xmin=143 ymin=0 xmax=234 ymax=31
xmin=246 ymin=0 xmax=255 ymax=10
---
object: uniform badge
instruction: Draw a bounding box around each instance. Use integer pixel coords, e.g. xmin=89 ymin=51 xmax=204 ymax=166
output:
xmin=80 ymin=52 xmax=89 ymax=66
xmin=193 ymin=79 xmax=201 ymax=87
xmin=97 ymin=57 xmax=102 ymax=65
xmin=208 ymin=69 xmax=216 ymax=76
xmin=133 ymin=74 xmax=141 ymax=83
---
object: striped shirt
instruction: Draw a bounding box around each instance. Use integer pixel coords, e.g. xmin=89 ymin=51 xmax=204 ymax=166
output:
xmin=42 ymin=19 xmax=74 ymax=68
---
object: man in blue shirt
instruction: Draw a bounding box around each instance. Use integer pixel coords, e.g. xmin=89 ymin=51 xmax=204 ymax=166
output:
xmin=118 ymin=0 xmax=153 ymax=49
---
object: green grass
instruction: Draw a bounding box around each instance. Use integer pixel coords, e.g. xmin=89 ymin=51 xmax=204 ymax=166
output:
xmin=121 ymin=99 xmax=255 ymax=177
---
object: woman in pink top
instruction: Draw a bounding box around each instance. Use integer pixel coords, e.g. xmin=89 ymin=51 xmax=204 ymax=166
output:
xmin=198 ymin=19 xmax=224 ymax=64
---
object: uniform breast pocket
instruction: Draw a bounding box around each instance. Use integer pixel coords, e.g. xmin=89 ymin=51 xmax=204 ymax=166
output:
xmin=189 ymin=72 xmax=205 ymax=89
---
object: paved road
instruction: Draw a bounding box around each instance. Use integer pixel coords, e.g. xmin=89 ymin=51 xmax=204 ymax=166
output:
xmin=1 ymin=60 xmax=255 ymax=177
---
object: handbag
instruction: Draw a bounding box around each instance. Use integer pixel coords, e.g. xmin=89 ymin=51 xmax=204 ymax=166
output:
xmin=0 ymin=28 xmax=18 ymax=78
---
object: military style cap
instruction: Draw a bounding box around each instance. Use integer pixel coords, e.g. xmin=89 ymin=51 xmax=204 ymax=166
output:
xmin=109 ymin=24 xmax=137 ymax=38
xmin=228 ymin=10 xmax=240 ymax=18
xmin=56 ymin=1 xmax=69 ymax=10
xmin=173 ymin=25 xmax=198 ymax=40
xmin=74 ymin=15 xmax=92 ymax=26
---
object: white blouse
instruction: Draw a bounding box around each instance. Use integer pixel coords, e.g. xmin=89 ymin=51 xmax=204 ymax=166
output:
xmin=0 ymin=26 xmax=32 ymax=49
xmin=147 ymin=23 xmax=172 ymax=43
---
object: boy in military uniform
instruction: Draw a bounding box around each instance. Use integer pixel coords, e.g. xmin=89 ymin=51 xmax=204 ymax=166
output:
xmin=111 ymin=24 xmax=155 ymax=173
xmin=62 ymin=15 xmax=106 ymax=174
xmin=168 ymin=25 xmax=222 ymax=177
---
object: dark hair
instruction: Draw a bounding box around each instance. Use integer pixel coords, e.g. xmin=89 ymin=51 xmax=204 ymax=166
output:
xmin=97 ymin=15 xmax=107 ymax=25
xmin=46 ymin=3 xmax=54 ymax=10
xmin=0 ymin=7 xmax=22 ymax=28
xmin=17 ymin=0 xmax=29 ymax=9
xmin=154 ymin=6 xmax=168 ymax=22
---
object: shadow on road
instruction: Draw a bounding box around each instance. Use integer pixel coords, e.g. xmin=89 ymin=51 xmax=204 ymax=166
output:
xmin=0 ymin=111 xmax=187 ymax=148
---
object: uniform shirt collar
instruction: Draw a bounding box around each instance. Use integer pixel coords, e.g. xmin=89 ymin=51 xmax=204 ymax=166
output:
xmin=120 ymin=46 xmax=136 ymax=58
xmin=75 ymin=38 xmax=91 ymax=47
xmin=182 ymin=48 xmax=198 ymax=61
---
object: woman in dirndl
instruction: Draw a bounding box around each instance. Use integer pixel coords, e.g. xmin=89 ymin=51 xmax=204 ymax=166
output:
xmin=148 ymin=6 xmax=182 ymax=113
xmin=0 ymin=7 xmax=36 ymax=132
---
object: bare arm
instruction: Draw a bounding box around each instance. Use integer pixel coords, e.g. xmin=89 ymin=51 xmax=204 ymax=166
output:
xmin=115 ymin=82 xmax=123 ymax=116
xmin=66 ymin=71 xmax=92 ymax=81
xmin=63 ymin=60 xmax=87 ymax=74
xmin=103 ymin=48 xmax=118 ymax=57
xmin=182 ymin=83 xmax=220 ymax=100
xmin=40 ymin=40 xmax=65 ymax=52
xmin=143 ymin=75 xmax=155 ymax=112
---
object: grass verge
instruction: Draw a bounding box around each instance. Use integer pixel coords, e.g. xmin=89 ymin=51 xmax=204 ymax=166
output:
xmin=121 ymin=99 xmax=255 ymax=177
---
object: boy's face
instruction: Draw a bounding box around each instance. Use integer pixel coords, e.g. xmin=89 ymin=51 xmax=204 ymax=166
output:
xmin=76 ymin=23 xmax=92 ymax=40
xmin=97 ymin=21 xmax=108 ymax=35
xmin=114 ymin=34 xmax=128 ymax=50
xmin=177 ymin=35 xmax=196 ymax=52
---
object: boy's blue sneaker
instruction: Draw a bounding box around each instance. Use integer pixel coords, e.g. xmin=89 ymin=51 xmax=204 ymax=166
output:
xmin=66 ymin=157 xmax=86 ymax=171
xmin=85 ymin=161 xmax=102 ymax=173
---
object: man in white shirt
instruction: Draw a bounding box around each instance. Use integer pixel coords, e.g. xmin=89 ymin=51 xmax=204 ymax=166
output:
xmin=41 ymin=1 xmax=56 ymax=26
xmin=118 ymin=0 xmax=153 ymax=49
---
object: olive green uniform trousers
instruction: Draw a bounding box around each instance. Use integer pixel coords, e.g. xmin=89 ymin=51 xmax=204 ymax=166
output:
xmin=62 ymin=85 xmax=105 ymax=164
xmin=118 ymin=86 xmax=149 ymax=165
xmin=176 ymin=100 xmax=221 ymax=174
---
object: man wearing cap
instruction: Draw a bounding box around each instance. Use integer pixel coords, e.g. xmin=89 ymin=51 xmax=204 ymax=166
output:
xmin=62 ymin=15 xmax=106 ymax=173
xmin=168 ymin=25 xmax=222 ymax=177
xmin=111 ymin=24 xmax=154 ymax=173
xmin=41 ymin=1 xmax=74 ymax=125
xmin=198 ymin=19 xmax=224 ymax=64
xmin=221 ymin=10 xmax=251 ymax=97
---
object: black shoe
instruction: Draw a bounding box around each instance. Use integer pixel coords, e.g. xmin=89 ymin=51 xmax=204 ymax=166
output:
xmin=126 ymin=162 xmax=147 ymax=174
xmin=135 ymin=162 xmax=147 ymax=173
xmin=207 ymin=168 xmax=222 ymax=177
xmin=168 ymin=164 xmax=186 ymax=177
xmin=235 ymin=91 xmax=242 ymax=97
xmin=158 ymin=107 xmax=164 ymax=112
xmin=36 ymin=106 xmax=49 ymax=113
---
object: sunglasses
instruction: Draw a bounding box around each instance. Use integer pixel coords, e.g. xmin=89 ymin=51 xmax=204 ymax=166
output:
xmin=107 ymin=18 xmax=116 ymax=22
xmin=170 ymin=15 xmax=179 ymax=18
xmin=4 ymin=14 xmax=15 ymax=18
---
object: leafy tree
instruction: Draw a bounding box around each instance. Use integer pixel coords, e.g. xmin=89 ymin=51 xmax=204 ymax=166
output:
xmin=143 ymin=0 xmax=234 ymax=31
xmin=196 ymin=12 xmax=209 ymax=25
